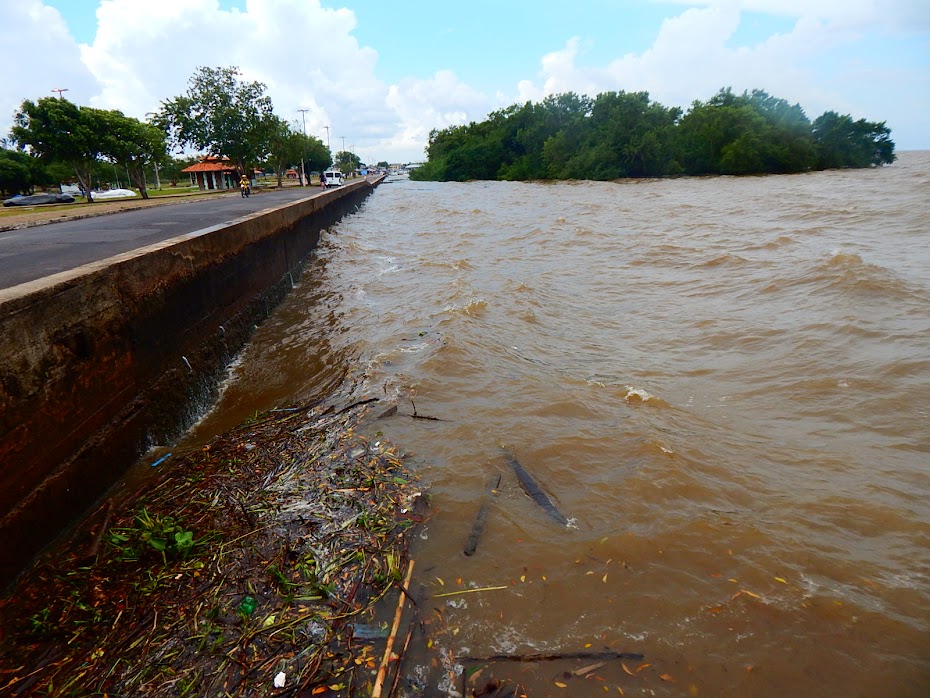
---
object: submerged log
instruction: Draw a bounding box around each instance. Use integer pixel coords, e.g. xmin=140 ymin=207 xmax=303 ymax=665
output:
xmin=504 ymin=451 xmax=569 ymax=525
xmin=463 ymin=474 xmax=502 ymax=556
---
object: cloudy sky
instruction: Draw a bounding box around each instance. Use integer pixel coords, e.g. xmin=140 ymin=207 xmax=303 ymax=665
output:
xmin=4 ymin=0 xmax=928 ymax=163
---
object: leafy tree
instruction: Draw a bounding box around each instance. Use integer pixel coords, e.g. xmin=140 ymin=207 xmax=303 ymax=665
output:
xmin=411 ymin=87 xmax=894 ymax=182
xmin=265 ymin=117 xmax=330 ymax=187
xmin=334 ymin=150 xmax=361 ymax=175
xmin=302 ymin=137 xmax=331 ymax=181
xmin=157 ymin=66 xmax=275 ymax=175
xmin=812 ymin=111 xmax=895 ymax=168
xmin=157 ymin=155 xmax=201 ymax=188
xmin=98 ymin=110 xmax=167 ymax=199
xmin=377 ymin=160 xmax=389 ymax=168
xmin=578 ymin=91 xmax=680 ymax=178
xmin=265 ymin=116 xmax=302 ymax=186
xmin=11 ymin=97 xmax=106 ymax=202
xmin=0 ymin=149 xmax=49 ymax=196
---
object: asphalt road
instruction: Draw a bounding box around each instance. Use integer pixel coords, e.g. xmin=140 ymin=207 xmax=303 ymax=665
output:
xmin=0 ymin=187 xmax=326 ymax=289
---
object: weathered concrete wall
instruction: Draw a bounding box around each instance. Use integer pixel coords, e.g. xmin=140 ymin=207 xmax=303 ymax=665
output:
xmin=0 ymin=179 xmax=377 ymax=585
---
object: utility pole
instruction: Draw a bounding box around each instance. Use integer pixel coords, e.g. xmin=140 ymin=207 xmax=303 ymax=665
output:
xmin=341 ymin=136 xmax=346 ymax=153
xmin=51 ymin=87 xmax=69 ymax=99
xmin=297 ymin=109 xmax=309 ymax=186
xmin=323 ymin=126 xmax=330 ymax=160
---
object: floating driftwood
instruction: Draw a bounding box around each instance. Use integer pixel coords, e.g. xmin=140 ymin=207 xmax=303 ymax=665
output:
xmin=387 ymin=583 xmax=425 ymax=698
xmin=463 ymin=474 xmax=502 ymax=556
xmin=504 ymin=451 xmax=569 ymax=525
xmin=372 ymin=559 xmax=416 ymax=698
xmin=408 ymin=399 xmax=448 ymax=421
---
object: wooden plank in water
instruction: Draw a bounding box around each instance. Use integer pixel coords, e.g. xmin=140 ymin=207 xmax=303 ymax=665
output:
xmin=504 ymin=451 xmax=569 ymax=526
xmin=463 ymin=473 xmax=502 ymax=556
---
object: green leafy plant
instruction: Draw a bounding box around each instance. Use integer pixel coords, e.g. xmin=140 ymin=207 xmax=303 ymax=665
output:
xmin=109 ymin=508 xmax=198 ymax=563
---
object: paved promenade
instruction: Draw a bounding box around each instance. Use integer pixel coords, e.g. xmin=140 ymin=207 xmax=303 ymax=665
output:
xmin=0 ymin=187 xmax=327 ymax=289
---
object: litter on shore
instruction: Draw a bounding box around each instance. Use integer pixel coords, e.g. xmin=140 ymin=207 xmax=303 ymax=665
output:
xmin=0 ymin=399 xmax=424 ymax=696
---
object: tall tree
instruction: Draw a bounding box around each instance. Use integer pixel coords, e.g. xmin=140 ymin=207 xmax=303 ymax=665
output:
xmin=157 ymin=66 xmax=275 ymax=175
xmin=11 ymin=97 xmax=105 ymax=202
xmin=98 ymin=111 xmax=167 ymax=199
xmin=265 ymin=117 xmax=329 ymax=187
xmin=812 ymin=111 xmax=895 ymax=168
xmin=334 ymin=150 xmax=361 ymax=175
xmin=0 ymin=149 xmax=49 ymax=196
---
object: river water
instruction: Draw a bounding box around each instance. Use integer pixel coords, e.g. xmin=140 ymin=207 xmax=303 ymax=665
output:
xmin=190 ymin=153 xmax=930 ymax=696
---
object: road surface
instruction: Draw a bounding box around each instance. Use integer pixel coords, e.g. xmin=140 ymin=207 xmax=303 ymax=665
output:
xmin=0 ymin=187 xmax=327 ymax=289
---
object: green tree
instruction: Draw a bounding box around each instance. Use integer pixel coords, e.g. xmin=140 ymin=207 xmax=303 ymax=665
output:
xmin=412 ymin=87 xmax=894 ymax=181
xmin=265 ymin=117 xmax=330 ymax=187
xmin=574 ymin=91 xmax=680 ymax=178
xmin=812 ymin=111 xmax=895 ymax=168
xmin=265 ymin=116 xmax=302 ymax=187
xmin=0 ymin=149 xmax=49 ymax=196
xmin=156 ymin=155 xmax=201 ymax=188
xmin=98 ymin=110 xmax=167 ymax=199
xmin=157 ymin=66 xmax=275 ymax=175
xmin=334 ymin=150 xmax=361 ymax=175
xmin=11 ymin=97 xmax=106 ymax=202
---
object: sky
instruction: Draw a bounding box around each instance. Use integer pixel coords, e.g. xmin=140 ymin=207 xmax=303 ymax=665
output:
xmin=3 ymin=0 xmax=928 ymax=164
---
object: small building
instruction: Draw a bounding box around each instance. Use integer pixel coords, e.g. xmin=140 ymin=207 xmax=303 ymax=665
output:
xmin=181 ymin=156 xmax=238 ymax=191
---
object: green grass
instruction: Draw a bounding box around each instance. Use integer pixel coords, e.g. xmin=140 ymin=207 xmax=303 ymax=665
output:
xmin=0 ymin=187 xmax=225 ymax=219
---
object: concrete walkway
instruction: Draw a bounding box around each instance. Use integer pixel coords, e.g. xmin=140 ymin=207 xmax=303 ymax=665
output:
xmin=0 ymin=187 xmax=328 ymax=289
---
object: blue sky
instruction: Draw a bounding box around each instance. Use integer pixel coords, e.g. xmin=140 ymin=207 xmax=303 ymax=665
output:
xmin=5 ymin=0 xmax=929 ymax=162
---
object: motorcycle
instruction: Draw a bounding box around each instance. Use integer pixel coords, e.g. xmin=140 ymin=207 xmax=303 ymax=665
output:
xmin=240 ymin=182 xmax=251 ymax=197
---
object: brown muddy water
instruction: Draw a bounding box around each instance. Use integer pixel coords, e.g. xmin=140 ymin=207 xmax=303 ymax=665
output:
xmin=186 ymin=153 xmax=930 ymax=696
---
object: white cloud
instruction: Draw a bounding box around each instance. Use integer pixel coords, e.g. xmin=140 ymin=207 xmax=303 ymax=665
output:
xmin=2 ymin=0 xmax=926 ymax=160
xmin=513 ymin=3 xmax=928 ymax=145
xmin=1 ymin=1 xmax=100 ymax=143
xmin=385 ymin=70 xmax=491 ymax=160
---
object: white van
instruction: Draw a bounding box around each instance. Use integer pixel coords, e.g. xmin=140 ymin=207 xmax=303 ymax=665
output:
xmin=322 ymin=169 xmax=344 ymax=187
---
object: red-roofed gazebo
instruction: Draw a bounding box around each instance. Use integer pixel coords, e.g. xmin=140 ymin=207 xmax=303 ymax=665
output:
xmin=181 ymin=156 xmax=238 ymax=191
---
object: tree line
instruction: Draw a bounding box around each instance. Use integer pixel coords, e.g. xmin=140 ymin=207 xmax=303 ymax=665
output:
xmin=2 ymin=67 xmax=342 ymax=201
xmin=410 ymin=88 xmax=896 ymax=182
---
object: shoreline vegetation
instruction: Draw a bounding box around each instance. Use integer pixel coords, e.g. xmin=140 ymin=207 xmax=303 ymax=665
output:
xmin=410 ymin=87 xmax=895 ymax=182
xmin=0 ymin=399 xmax=426 ymax=697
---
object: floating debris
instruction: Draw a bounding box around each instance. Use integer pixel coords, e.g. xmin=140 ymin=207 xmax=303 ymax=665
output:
xmin=0 ymin=399 xmax=425 ymax=696
xmin=463 ymin=474 xmax=502 ymax=556
xmin=504 ymin=450 xmax=569 ymax=525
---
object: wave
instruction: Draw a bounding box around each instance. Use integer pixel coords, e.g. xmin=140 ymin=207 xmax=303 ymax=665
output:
xmin=442 ymin=297 xmax=488 ymax=317
xmin=693 ymin=253 xmax=748 ymax=268
xmin=761 ymin=251 xmax=927 ymax=303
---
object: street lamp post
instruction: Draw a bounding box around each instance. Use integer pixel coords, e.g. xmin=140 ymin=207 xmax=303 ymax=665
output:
xmin=51 ymin=88 xmax=69 ymax=99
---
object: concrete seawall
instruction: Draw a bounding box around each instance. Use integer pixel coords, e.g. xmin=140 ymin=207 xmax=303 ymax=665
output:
xmin=0 ymin=178 xmax=378 ymax=585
